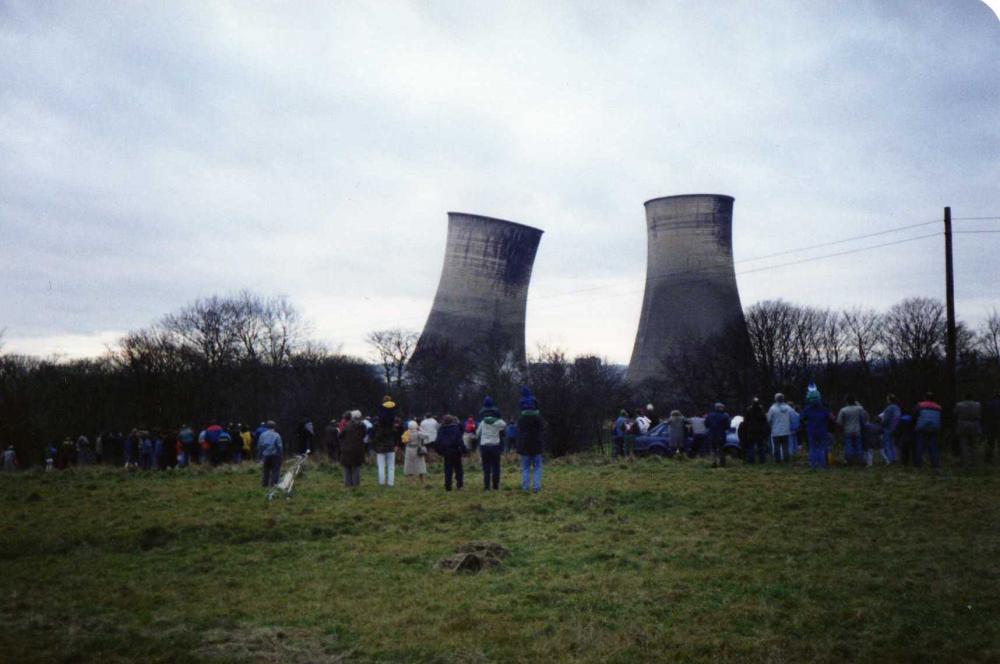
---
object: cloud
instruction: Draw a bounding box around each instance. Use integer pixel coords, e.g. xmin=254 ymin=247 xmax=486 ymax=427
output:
xmin=1 ymin=0 xmax=998 ymax=363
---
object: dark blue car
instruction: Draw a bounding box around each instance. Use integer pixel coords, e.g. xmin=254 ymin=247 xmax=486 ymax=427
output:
xmin=633 ymin=422 xmax=740 ymax=457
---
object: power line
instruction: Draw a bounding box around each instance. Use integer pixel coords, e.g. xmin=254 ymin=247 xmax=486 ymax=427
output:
xmin=736 ymin=233 xmax=939 ymax=275
xmin=535 ymin=219 xmax=941 ymax=301
xmin=323 ymin=222 xmax=948 ymax=337
xmin=536 ymin=232 xmax=941 ymax=314
xmin=735 ymin=220 xmax=939 ymax=264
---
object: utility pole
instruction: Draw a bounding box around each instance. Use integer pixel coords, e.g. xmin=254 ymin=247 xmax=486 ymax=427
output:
xmin=944 ymin=206 xmax=957 ymax=404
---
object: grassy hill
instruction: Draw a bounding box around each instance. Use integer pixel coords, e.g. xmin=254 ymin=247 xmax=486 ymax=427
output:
xmin=1 ymin=455 xmax=998 ymax=662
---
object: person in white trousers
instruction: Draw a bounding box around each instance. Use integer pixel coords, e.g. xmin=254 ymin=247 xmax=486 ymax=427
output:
xmin=373 ymin=397 xmax=399 ymax=487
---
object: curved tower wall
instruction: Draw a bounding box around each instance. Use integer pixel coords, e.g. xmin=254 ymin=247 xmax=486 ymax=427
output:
xmin=412 ymin=212 xmax=543 ymax=367
xmin=627 ymin=194 xmax=749 ymax=385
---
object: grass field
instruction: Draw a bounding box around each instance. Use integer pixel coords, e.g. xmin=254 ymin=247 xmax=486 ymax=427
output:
xmin=1 ymin=453 xmax=998 ymax=663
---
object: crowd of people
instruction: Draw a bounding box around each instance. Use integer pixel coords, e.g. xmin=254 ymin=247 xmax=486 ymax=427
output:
xmin=1 ymin=387 xmax=549 ymax=494
xmin=3 ymin=384 xmax=998 ymax=486
xmin=612 ymin=384 xmax=1000 ymax=471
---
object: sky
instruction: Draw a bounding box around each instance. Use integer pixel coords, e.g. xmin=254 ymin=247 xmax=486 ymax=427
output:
xmin=2 ymin=1 xmax=998 ymax=364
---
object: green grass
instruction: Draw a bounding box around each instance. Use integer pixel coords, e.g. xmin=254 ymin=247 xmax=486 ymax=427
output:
xmin=1 ymin=454 xmax=998 ymax=663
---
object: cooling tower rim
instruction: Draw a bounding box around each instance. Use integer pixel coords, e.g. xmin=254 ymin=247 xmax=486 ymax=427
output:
xmin=447 ymin=211 xmax=545 ymax=235
xmin=643 ymin=194 xmax=735 ymax=207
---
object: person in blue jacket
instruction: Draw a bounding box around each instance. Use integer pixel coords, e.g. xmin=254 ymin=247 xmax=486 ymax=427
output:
xmin=879 ymin=394 xmax=902 ymax=464
xmin=705 ymin=403 xmax=731 ymax=467
xmin=914 ymin=393 xmax=943 ymax=470
xmin=257 ymin=420 xmax=284 ymax=488
xmin=801 ymin=383 xmax=831 ymax=470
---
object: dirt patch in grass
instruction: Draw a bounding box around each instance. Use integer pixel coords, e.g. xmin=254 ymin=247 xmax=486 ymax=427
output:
xmin=194 ymin=625 xmax=346 ymax=663
xmin=138 ymin=525 xmax=174 ymax=551
xmin=437 ymin=541 xmax=511 ymax=573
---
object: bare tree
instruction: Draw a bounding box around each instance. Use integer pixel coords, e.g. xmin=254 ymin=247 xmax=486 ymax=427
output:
xmin=260 ymin=295 xmax=306 ymax=368
xmin=842 ymin=307 xmax=882 ymax=375
xmin=745 ymin=300 xmax=806 ymax=393
xmin=978 ymin=310 xmax=1000 ymax=366
xmin=881 ymin=297 xmax=945 ymax=365
xmin=366 ymin=328 xmax=418 ymax=393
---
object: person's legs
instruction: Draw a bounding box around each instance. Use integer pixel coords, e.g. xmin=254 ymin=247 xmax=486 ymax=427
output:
xmin=481 ymin=446 xmax=500 ymax=489
xmin=713 ymin=437 xmax=725 ymax=467
xmin=914 ymin=433 xmax=925 ymax=468
xmin=376 ymin=453 xmax=387 ymax=485
xmin=959 ymin=432 xmax=974 ymax=467
xmin=756 ymin=438 xmax=767 ymax=464
xmin=481 ymin=447 xmax=492 ymax=489
xmin=774 ymin=436 xmax=788 ymax=463
xmin=342 ymin=466 xmax=351 ymax=487
xmin=845 ymin=434 xmax=860 ymax=465
xmin=386 ymin=453 xmax=395 ymax=487
xmin=491 ymin=447 xmax=501 ymax=489
xmin=271 ymin=455 xmax=283 ymax=486
xmin=807 ymin=432 xmax=819 ymax=469
xmin=444 ymin=455 xmax=454 ymax=491
xmin=928 ymin=433 xmax=941 ymax=469
xmin=880 ymin=431 xmax=892 ymax=464
xmin=455 ymin=455 xmax=464 ymax=489
xmin=531 ymin=454 xmax=542 ymax=492
xmin=520 ymin=455 xmax=530 ymax=491
xmin=262 ymin=456 xmax=272 ymax=487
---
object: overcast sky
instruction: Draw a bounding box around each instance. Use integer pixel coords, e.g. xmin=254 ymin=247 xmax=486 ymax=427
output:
xmin=2 ymin=1 xmax=998 ymax=364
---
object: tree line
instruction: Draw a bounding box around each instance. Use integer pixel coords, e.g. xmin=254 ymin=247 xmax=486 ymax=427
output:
xmin=2 ymin=293 xmax=998 ymax=464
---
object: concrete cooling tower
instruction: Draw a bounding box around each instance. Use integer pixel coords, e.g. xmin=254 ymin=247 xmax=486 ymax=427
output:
xmin=411 ymin=212 xmax=543 ymax=368
xmin=627 ymin=194 xmax=749 ymax=385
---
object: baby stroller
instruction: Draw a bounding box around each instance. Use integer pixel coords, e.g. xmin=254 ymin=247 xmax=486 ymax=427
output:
xmin=266 ymin=452 xmax=310 ymax=501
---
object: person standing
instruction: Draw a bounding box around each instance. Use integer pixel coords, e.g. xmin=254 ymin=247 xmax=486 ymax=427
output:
xmin=239 ymin=424 xmax=252 ymax=464
xmin=767 ymin=393 xmax=795 ymax=463
xmin=517 ymin=387 xmax=544 ymax=493
xmin=878 ymin=395 xmax=902 ymax=464
xmin=123 ymin=430 xmax=138 ymax=469
xmin=403 ymin=420 xmax=428 ymax=485
xmin=705 ymin=403 xmax=731 ymax=467
xmin=955 ymin=394 xmax=982 ymax=467
xmin=340 ymin=411 xmax=366 ymax=488
xmin=688 ymin=412 xmax=707 ymax=457
xmin=612 ymin=410 xmax=629 ymax=459
xmin=178 ymin=425 xmax=195 ymax=467
xmin=437 ymin=414 xmax=465 ymax=491
xmin=322 ymin=419 xmax=340 ymax=463
xmin=295 ymin=418 xmax=315 ymax=455
xmin=666 ymin=410 xmax=689 ymax=456
xmin=801 ymin=385 xmax=831 ymax=470
xmin=419 ymin=413 xmax=439 ymax=452
xmin=634 ymin=409 xmax=651 ymax=436
xmin=138 ymin=433 xmax=154 ymax=470
xmin=645 ymin=404 xmax=660 ymax=429
xmin=914 ymin=393 xmax=943 ymax=470
xmin=2 ymin=445 xmax=17 ymax=472
xmin=204 ymin=421 xmax=225 ymax=465
xmin=373 ymin=396 xmax=398 ymax=487
xmin=257 ymin=421 xmax=283 ymax=488
xmin=476 ymin=397 xmax=506 ymax=490
xmin=740 ymin=398 xmax=769 ymax=464
xmin=836 ymin=395 xmax=868 ymax=466
xmin=983 ymin=391 xmax=1000 ymax=464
